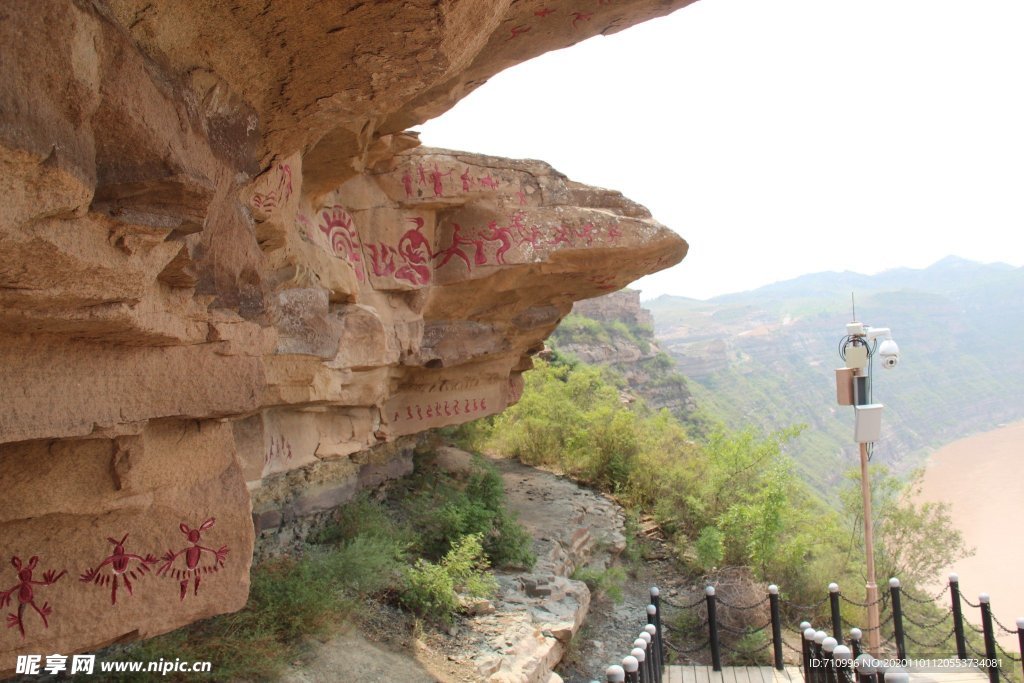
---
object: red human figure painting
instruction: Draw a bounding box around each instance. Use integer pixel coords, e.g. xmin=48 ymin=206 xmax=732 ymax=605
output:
xmin=550 ymin=224 xmax=576 ymax=246
xmin=417 ymin=163 xmax=428 ymax=186
xmin=535 ymin=7 xmax=556 ymax=17
xmin=401 ymin=170 xmax=415 ymax=198
xmin=429 ymin=165 xmax=453 ymax=197
xmin=484 ymin=221 xmax=513 ymax=264
xmin=479 ymin=174 xmax=499 ymax=190
xmin=507 ymin=25 xmax=531 ymax=41
xmin=434 ymin=223 xmax=476 ymax=271
xmin=156 ymin=518 xmax=229 ymax=601
xmin=394 ymin=217 xmax=433 ymax=285
xmin=460 ymin=168 xmax=473 ymax=192
xmin=576 ymin=222 xmax=596 ymax=245
xmin=1 ymin=556 xmax=66 ymax=638
xmin=606 ymin=225 xmax=623 ymax=243
xmin=318 ymin=205 xmax=365 ymax=282
xmin=571 ymin=11 xmax=592 ymax=28
xmin=80 ymin=534 xmax=158 ymax=605
xmin=517 ymin=224 xmax=544 ymax=247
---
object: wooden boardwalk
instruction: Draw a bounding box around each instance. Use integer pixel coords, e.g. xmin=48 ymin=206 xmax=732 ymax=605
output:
xmin=663 ymin=667 xmax=990 ymax=683
xmin=665 ymin=665 xmax=803 ymax=683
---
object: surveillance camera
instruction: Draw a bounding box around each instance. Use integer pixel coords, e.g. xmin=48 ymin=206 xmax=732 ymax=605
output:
xmin=877 ymin=339 xmax=899 ymax=369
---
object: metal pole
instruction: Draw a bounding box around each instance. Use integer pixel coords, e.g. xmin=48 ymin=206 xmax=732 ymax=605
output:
xmin=823 ymin=637 xmax=838 ymax=683
xmin=949 ymin=574 xmax=967 ymax=659
xmin=707 ymin=586 xmax=722 ymax=672
xmin=770 ymin=585 xmax=784 ymax=670
xmin=651 ymin=587 xmax=665 ymax=666
xmin=834 ymin=645 xmax=852 ymax=683
xmin=830 ymin=583 xmax=844 ymax=644
xmin=639 ymin=632 xmax=654 ymax=683
xmin=644 ymin=625 xmax=660 ymax=683
xmin=814 ymin=630 xmax=828 ymax=683
xmin=849 ymin=628 xmax=863 ymax=660
xmin=1016 ymin=618 xmax=1024 ymax=682
xmin=860 ymin=442 xmax=881 ymax=656
xmin=631 ymin=645 xmax=647 ymax=683
xmin=889 ymin=579 xmax=906 ymax=660
xmin=623 ymin=655 xmax=640 ymax=683
xmin=803 ymin=626 xmax=816 ymax=683
xmin=979 ymin=594 xmax=999 ymax=683
xmin=647 ymin=604 xmax=662 ymax=679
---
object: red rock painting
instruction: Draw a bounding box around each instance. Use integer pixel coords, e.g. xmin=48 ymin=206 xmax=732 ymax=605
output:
xmin=251 ymin=164 xmax=293 ymax=212
xmin=535 ymin=7 xmax=556 ymax=17
xmin=366 ymin=217 xmax=433 ymax=286
xmin=507 ymin=25 xmax=531 ymax=41
xmin=390 ymin=397 xmax=489 ymax=424
xmin=318 ymin=205 xmax=366 ymax=282
xmin=156 ymin=519 xmax=229 ymax=601
xmin=1 ymin=556 xmax=66 ymax=638
xmin=79 ymin=534 xmax=158 ymax=605
xmin=264 ymin=436 xmax=293 ymax=466
xmin=571 ymin=11 xmax=593 ymax=28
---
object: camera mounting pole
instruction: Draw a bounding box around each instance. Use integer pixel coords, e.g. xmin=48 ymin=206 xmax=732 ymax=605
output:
xmin=836 ymin=318 xmax=900 ymax=656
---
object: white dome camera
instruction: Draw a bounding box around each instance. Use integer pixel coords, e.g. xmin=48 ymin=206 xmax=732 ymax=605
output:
xmin=877 ymin=338 xmax=900 ymax=369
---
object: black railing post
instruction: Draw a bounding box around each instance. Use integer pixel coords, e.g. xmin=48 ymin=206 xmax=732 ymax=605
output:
xmin=814 ymin=630 xmax=827 ymax=683
xmin=646 ymin=604 xmax=662 ymax=680
xmin=802 ymin=624 xmax=815 ymax=683
xmin=853 ymin=653 xmax=875 ymax=683
xmin=706 ymin=586 xmax=722 ymax=672
xmin=889 ymin=578 xmax=906 ymax=660
xmin=638 ymin=633 xmax=653 ymax=683
xmin=829 ymin=583 xmax=844 ymax=644
xmin=607 ymin=664 xmax=625 ymax=683
xmin=769 ymin=585 xmax=784 ymax=670
xmin=823 ymin=636 xmax=838 ymax=683
xmin=834 ymin=644 xmax=852 ymax=683
xmin=849 ymin=628 xmax=863 ymax=660
xmin=1017 ymin=617 xmax=1024 ymax=682
xmin=949 ymin=573 xmax=968 ymax=659
xmin=644 ymin=625 xmax=660 ymax=683
xmin=979 ymin=593 xmax=999 ymax=683
xmin=630 ymin=643 xmax=647 ymax=683
xmin=623 ymin=655 xmax=639 ymax=683
xmin=651 ymin=587 xmax=665 ymax=666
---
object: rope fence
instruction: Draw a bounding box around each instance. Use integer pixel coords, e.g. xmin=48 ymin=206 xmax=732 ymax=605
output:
xmin=598 ymin=574 xmax=1024 ymax=683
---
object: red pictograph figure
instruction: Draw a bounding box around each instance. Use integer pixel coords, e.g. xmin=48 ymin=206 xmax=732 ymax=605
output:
xmin=550 ymin=224 xmax=576 ymax=246
xmin=460 ymin=168 xmax=473 ymax=192
xmin=517 ymin=224 xmax=544 ymax=247
xmin=251 ymin=164 xmax=293 ymax=212
xmin=401 ymin=170 xmax=415 ymax=198
xmin=417 ymin=164 xmax=428 ymax=186
xmin=480 ymin=397 xmax=488 ymax=411
xmin=535 ymin=7 xmax=556 ymax=17
xmin=157 ymin=518 xmax=229 ymax=601
xmin=443 ymin=401 xmax=452 ymax=416
xmin=318 ymin=206 xmax=365 ymax=282
xmin=80 ymin=534 xmax=158 ymax=605
xmin=1 ymin=556 xmax=65 ymax=638
xmin=435 ymin=223 xmax=476 ymax=271
xmin=576 ymin=222 xmax=596 ymax=245
xmin=571 ymin=11 xmax=592 ymax=27
xmin=606 ymin=225 xmax=623 ymax=243
xmin=394 ymin=217 xmax=433 ymax=285
xmin=507 ymin=25 xmax=531 ymax=41
xmin=429 ymin=165 xmax=453 ymax=197
xmin=484 ymin=221 xmax=514 ymax=264
xmin=516 ymin=190 xmax=527 ymax=205
xmin=366 ymin=243 xmax=398 ymax=277
xmin=478 ymin=174 xmax=499 ymax=190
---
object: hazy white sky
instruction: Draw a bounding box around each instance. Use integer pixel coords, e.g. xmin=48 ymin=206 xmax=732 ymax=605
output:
xmin=416 ymin=0 xmax=1024 ymax=300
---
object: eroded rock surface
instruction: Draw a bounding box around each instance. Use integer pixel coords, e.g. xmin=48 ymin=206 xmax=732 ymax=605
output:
xmin=0 ymin=0 xmax=689 ymax=660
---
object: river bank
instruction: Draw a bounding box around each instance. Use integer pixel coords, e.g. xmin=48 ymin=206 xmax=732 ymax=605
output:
xmin=916 ymin=420 xmax=1024 ymax=651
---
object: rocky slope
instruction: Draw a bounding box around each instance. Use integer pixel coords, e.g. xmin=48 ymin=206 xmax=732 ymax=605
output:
xmin=551 ymin=290 xmax=699 ymax=426
xmin=0 ymin=1 xmax=690 ymax=661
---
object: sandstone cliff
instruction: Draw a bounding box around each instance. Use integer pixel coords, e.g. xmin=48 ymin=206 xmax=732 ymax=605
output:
xmin=0 ymin=0 xmax=689 ymax=659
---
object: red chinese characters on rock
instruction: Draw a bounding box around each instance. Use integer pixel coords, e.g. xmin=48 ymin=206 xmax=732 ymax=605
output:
xmin=79 ymin=534 xmax=158 ymax=605
xmin=1 ymin=556 xmax=66 ymax=638
xmin=157 ymin=519 xmax=229 ymax=601
xmin=391 ymin=397 xmax=489 ymax=424
xmin=318 ymin=205 xmax=366 ymax=283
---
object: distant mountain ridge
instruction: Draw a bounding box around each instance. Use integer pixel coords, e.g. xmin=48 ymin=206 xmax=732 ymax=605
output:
xmin=646 ymin=257 xmax=1024 ymax=492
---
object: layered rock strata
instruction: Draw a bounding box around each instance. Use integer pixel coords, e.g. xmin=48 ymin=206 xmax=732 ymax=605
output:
xmin=0 ymin=0 xmax=689 ymax=659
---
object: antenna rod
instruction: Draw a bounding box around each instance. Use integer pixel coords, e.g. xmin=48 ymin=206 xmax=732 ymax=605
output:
xmin=851 ymin=292 xmax=856 ymax=321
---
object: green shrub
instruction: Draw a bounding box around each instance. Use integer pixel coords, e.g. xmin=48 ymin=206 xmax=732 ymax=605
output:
xmin=572 ymin=565 xmax=626 ymax=603
xmin=694 ymin=526 xmax=724 ymax=572
xmin=401 ymin=534 xmax=498 ymax=623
